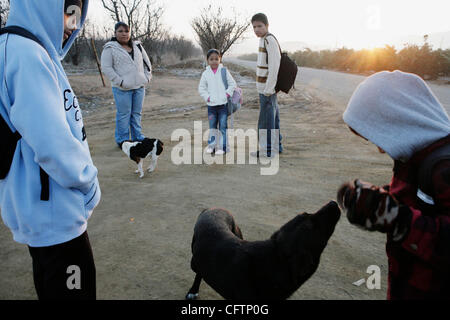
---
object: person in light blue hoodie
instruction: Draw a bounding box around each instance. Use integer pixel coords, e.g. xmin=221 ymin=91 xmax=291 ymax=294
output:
xmin=0 ymin=0 xmax=100 ymax=300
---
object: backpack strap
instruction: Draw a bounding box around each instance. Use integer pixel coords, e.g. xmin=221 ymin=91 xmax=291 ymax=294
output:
xmin=0 ymin=26 xmax=45 ymax=50
xmin=264 ymin=33 xmax=282 ymax=65
xmin=417 ymin=143 xmax=450 ymax=205
xmin=220 ymin=67 xmax=235 ymax=128
xmin=0 ymin=26 xmax=49 ymax=201
xmin=136 ymin=43 xmax=151 ymax=72
xmin=0 ymin=26 xmax=44 ymax=135
xmin=221 ymin=67 xmax=228 ymax=90
xmin=0 ymin=26 xmax=40 ymax=139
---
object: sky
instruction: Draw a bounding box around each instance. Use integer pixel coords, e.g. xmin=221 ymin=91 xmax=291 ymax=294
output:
xmin=90 ymin=0 xmax=450 ymax=53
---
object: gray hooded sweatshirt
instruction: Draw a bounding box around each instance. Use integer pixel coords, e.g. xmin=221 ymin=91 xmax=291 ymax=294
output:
xmin=343 ymin=70 xmax=450 ymax=162
xmin=101 ymin=40 xmax=152 ymax=91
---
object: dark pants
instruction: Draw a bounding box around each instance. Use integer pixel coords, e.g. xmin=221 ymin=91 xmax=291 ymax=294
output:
xmin=28 ymin=231 xmax=96 ymax=300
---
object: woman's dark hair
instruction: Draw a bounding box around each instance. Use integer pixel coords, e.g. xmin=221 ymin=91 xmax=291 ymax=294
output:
xmin=251 ymin=13 xmax=269 ymax=26
xmin=115 ymin=22 xmax=130 ymax=32
xmin=112 ymin=22 xmax=133 ymax=47
xmin=206 ymin=49 xmax=221 ymax=60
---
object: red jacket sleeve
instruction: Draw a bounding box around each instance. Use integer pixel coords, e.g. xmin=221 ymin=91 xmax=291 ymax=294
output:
xmin=400 ymin=161 xmax=450 ymax=270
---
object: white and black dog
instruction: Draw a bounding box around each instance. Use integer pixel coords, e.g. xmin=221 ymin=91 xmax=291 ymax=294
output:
xmin=120 ymin=138 xmax=164 ymax=178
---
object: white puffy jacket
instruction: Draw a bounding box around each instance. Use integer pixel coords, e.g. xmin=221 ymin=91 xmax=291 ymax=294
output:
xmin=199 ymin=64 xmax=237 ymax=107
xmin=101 ymin=40 xmax=152 ymax=91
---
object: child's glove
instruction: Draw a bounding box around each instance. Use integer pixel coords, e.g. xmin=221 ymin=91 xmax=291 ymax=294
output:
xmin=337 ymin=180 xmax=411 ymax=241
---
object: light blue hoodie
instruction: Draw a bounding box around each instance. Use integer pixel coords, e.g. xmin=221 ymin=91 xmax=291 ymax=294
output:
xmin=0 ymin=0 xmax=101 ymax=247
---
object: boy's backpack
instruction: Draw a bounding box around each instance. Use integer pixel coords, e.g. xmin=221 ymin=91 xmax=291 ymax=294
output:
xmin=0 ymin=26 xmax=50 ymax=201
xmin=264 ymin=33 xmax=298 ymax=94
xmin=417 ymin=142 xmax=450 ymax=207
xmin=220 ymin=67 xmax=242 ymax=116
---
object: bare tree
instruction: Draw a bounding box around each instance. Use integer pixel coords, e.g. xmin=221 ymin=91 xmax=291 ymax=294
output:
xmin=65 ymin=0 xmax=199 ymax=66
xmin=191 ymin=5 xmax=250 ymax=56
xmin=101 ymin=0 xmax=122 ymax=23
xmin=101 ymin=0 xmax=167 ymax=41
xmin=0 ymin=0 xmax=10 ymax=27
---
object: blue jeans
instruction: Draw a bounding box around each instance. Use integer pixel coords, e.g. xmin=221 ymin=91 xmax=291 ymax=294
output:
xmin=112 ymin=87 xmax=146 ymax=145
xmin=258 ymin=94 xmax=283 ymax=154
xmin=207 ymin=104 xmax=228 ymax=152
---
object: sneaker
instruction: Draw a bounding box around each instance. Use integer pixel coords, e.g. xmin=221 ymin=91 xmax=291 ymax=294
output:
xmin=215 ymin=150 xmax=225 ymax=155
xmin=206 ymin=147 xmax=214 ymax=154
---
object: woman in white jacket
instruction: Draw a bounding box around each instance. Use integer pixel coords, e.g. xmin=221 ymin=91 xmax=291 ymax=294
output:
xmin=199 ymin=49 xmax=237 ymax=155
xmin=101 ymin=22 xmax=152 ymax=147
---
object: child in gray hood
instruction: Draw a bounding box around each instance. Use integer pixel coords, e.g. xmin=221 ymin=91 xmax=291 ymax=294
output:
xmin=338 ymin=70 xmax=450 ymax=299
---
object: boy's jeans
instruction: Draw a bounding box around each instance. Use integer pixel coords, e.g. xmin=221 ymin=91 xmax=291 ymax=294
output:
xmin=258 ymin=93 xmax=283 ymax=155
xmin=112 ymin=87 xmax=146 ymax=145
xmin=207 ymin=104 xmax=228 ymax=152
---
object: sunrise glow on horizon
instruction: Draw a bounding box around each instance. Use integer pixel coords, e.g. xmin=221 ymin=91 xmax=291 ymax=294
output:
xmin=90 ymin=0 xmax=450 ymax=52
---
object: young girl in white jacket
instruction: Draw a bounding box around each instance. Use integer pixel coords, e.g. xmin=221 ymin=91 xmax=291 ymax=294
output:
xmin=198 ymin=49 xmax=237 ymax=155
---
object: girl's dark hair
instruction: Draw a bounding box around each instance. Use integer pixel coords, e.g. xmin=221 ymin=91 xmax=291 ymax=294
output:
xmin=207 ymin=49 xmax=220 ymax=60
xmin=251 ymin=13 xmax=269 ymax=25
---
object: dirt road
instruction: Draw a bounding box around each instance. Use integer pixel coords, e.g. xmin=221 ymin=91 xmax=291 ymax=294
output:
xmin=1 ymin=65 xmax=409 ymax=300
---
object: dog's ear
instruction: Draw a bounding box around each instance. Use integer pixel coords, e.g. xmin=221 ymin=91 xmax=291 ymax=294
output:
xmin=129 ymin=146 xmax=140 ymax=163
xmin=232 ymin=220 xmax=244 ymax=240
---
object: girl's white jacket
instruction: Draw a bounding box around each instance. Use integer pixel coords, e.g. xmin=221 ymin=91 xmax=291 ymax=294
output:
xmin=199 ymin=64 xmax=237 ymax=106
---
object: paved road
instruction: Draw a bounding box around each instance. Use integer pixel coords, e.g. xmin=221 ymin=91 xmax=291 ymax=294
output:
xmin=227 ymin=58 xmax=450 ymax=113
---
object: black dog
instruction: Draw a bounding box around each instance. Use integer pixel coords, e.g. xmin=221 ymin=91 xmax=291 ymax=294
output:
xmin=120 ymin=138 xmax=164 ymax=178
xmin=186 ymin=201 xmax=341 ymax=300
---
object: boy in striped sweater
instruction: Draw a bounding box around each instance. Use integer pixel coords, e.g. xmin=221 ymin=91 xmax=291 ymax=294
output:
xmin=251 ymin=13 xmax=283 ymax=158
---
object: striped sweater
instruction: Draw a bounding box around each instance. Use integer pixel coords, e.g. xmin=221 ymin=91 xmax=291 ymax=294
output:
xmin=256 ymin=34 xmax=281 ymax=95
